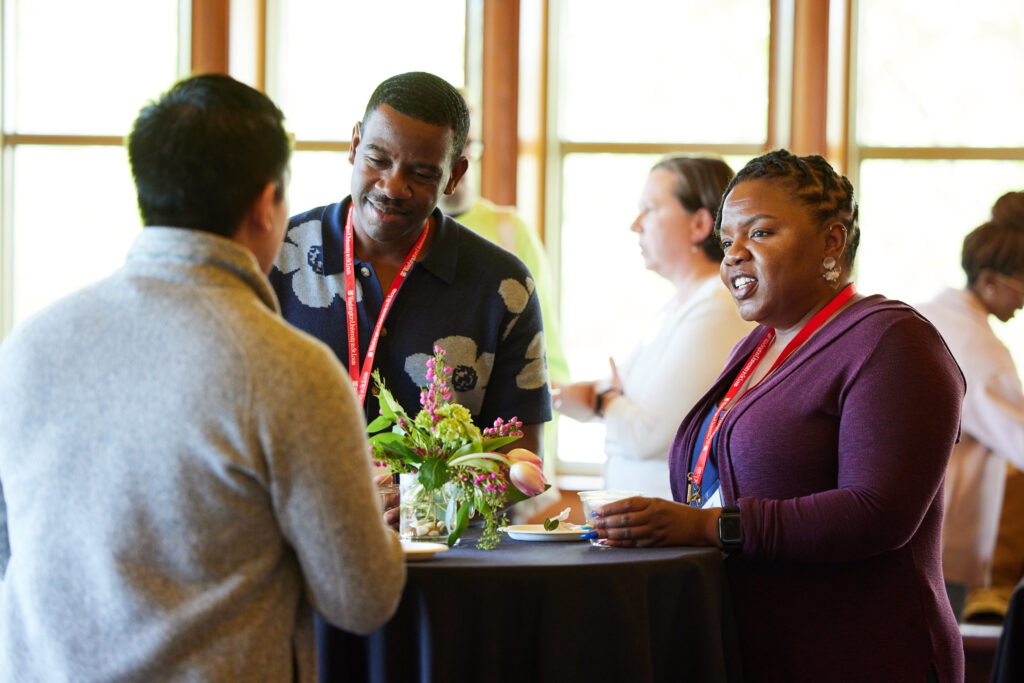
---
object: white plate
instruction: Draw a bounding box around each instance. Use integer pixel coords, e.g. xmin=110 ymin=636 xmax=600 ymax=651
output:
xmin=401 ymin=541 xmax=449 ymax=561
xmin=501 ymin=524 xmax=589 ymax=542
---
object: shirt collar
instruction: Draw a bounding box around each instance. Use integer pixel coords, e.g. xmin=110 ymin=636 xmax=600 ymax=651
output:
xmin=327 ymin=196 xmax=458 ymax=285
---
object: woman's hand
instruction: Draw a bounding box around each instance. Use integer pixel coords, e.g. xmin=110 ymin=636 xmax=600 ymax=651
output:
xmin=550 ymin=381 xmax=598 ymax=421
xmin=589 ymin=496 xmax=720 ymax=548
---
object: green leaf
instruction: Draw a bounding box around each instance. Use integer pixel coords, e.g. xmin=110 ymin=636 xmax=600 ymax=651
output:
xmin=480 ymin=435 xmax=520 ymax=452
xmin=452 ymin=439 xmax=483 ymax=458
xmin=368 ymin=435 xmax=421 ymax=465
xmin=543 ymin=517 xmax=559 ymax=531
xmin=418 ymin=457 xmax=450 ymax=491
xmin=448 ymin=500 xmax=470 ymax=548
xmin=366 ymin=414 xmax=394 ymax=433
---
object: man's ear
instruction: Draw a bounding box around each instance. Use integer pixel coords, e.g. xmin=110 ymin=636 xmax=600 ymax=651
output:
xmin=348 ymin=122 xmax=362 ymax=165
xmin=444 ymin=156 xmax=469 ymax=195
xmin=248 ymin=181 xmax=279 ymax=234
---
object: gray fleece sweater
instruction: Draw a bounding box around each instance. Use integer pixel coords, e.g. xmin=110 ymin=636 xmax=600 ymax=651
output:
xmin=0 ymin=227 xmax=405 ymax=682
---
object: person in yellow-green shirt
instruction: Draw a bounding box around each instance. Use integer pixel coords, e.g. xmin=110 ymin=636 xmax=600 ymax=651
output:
xmin=440 ymin=154 xmax=568 ymax=504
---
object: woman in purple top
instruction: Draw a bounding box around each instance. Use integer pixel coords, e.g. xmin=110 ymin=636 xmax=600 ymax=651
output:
xmin=590 ymin=150 xmax=966 ymax=682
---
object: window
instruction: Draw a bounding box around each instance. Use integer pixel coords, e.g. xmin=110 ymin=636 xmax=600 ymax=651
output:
xmin=850 ymin=0 xmax=1024 ymax=373
xmin=264 ymin=0 xmax=468 ymax=215
xmin=1 ymin=0 xmax=182 ymax=333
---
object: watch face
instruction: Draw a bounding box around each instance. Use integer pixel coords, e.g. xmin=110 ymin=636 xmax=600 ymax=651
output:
xmin=720 ymin=516 xmax=742 ymax=542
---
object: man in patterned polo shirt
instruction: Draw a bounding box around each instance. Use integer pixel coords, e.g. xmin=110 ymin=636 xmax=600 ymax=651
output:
xmin=270 ymin=72 xmax=551 ymax=456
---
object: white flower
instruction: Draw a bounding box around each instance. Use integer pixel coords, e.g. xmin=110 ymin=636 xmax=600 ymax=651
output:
xmin=276 ymin=219 xmax=352 ymax=308
xmin=498 ymin=277 xmax=535 ymax=341
xmin=405 ymin=336 xmax=494 ymax=416
xmin=516 ymin=331 xmax=548 ymax=390
xmin=498 ymin=277 xmax=534 ymax=314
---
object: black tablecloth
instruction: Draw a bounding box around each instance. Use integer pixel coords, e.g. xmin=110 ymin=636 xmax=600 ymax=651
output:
xmin=317 ymin=529 xmax=741 ymax=683
xmin=990 ymin=575 xmax=1024 ymax=683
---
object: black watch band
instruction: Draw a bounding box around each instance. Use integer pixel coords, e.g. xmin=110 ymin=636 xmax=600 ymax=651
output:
xmin=594 ymin=389 xmax=617 ymax=417
xmin=718 ymin=505 xmax=744 ymax=554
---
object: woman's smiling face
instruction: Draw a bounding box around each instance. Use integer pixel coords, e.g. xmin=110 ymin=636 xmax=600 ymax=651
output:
xmin=718 ymin=178 xmax=836 ymax=331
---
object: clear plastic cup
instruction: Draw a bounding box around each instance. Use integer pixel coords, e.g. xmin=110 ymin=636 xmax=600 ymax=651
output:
xmin=577 ymin=490 xmax=641 ymax=546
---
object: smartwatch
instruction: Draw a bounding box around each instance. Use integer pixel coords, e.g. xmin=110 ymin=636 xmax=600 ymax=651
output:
xmin=717 ymin=505 xmax=744 ymax=554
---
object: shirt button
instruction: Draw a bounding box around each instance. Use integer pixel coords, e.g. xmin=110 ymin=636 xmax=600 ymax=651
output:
xmin=371 ymin=386 xmax=380 ymax=397
xmin=381 ymin=327 xmax=388 ymax=336
xmin=360 ymin=266 xmax=371 ymax=278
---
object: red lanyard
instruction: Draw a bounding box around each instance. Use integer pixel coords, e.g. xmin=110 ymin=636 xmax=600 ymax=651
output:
xmin=687 ymin=283 xmax=856 ymax=503
xmin=344 ymin=204 xmax=430 ymax=405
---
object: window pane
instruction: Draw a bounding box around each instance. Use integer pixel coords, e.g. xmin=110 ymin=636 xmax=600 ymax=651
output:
xmin=6 ymin=0 xmax=180 ymax=135
xmin=12 ymin=146 xmax=140 ymax=324
xmin=855 ymin=159 xmax=1024 ymax=377
xmin=858 ymin=0 xmax=1024 ymax=147
xmin=558 ymin=154 xmax=670 ymax=463
xmin=268 ymin=0 xmax=466 ymax=141
xmin=557 ymin=0 xmax=770 ymax=144
xmin=289 ymin=151 xmax=351 ymax=216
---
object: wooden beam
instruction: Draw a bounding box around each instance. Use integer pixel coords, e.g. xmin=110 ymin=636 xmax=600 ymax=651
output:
xmin=191 ymin=0 xmax=230 ymax=75
xmin=480 ymin=0 xmax=520 ymax=206
xmin=790 ymin=0 xmax=829 ymax=155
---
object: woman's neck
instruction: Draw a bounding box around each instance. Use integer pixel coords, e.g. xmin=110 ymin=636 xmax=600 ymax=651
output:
xmin=670 ymin=257 xmax=720 ymax=303
xmin=773 ymin=282 xmax=858 ymax=347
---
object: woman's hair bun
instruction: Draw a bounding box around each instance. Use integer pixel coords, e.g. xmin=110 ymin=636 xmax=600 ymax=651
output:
xmin=991 ymin=191 xmax=1024 ymax=229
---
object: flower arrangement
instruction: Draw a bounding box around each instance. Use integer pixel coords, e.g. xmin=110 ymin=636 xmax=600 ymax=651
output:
xmin=368 ymin=346 xmax=548 ymax=549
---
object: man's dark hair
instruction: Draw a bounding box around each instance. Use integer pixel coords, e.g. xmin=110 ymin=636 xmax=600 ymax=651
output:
xmin=962 ymin=191 xmax=1024 ymax=285
xmin=362 ymin=72 xmax=470 ymax=164
xmin=715 ymin=149 xmax=861 ymax=267
xmin=127 ymin=74 xmax=291 ymax=237
xmin=651 ymin=156 xmax=735 ymax=261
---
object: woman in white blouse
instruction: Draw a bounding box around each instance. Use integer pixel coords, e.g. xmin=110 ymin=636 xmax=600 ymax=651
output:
xmin=918 ymin=190 xmax=1024 ymax=620
xmin=553 ymin=157 xmax=754 ymax=499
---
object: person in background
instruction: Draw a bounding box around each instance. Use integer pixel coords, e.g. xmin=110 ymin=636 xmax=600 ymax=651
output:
xmin=438 ymin=120 xmax=567 ymax=514
xmin=918 ymin=190 xmax=1024 ymax=623
xmin=590 ymin=150 xmax=965 ymax=681
xmin=270 ymin=72 xmax=550 ymax=457
xmin=552 ymin=157 xmax=753 ymax=499
xmin=438 ymin=136 xmax=569 ymax=389
xmin=0 ymin=75 xmax=405 ymax=681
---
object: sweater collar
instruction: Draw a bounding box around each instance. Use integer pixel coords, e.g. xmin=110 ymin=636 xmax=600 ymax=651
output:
xmin=126 ymin=227 xmax=280 ymax=313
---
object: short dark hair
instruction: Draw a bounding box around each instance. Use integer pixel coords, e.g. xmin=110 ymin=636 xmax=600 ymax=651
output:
xmin=127 ymin=74 xmax=291 ymax=237
xmin=715 ymin=149 xmax=861 ymax=267
xmin=962 ymin=191 xmax=1024 ymax=285
xmin=650 ymin=156 xmax=735 ymax=261
xmin=362 ymin=72 xmax=470 ymax=164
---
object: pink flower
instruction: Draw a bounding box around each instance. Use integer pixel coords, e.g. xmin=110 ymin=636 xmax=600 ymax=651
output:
xmin=506 ymin=448 xmax=542 ymax=469
xmin=510 ymin=461 xmax=546 ymax=496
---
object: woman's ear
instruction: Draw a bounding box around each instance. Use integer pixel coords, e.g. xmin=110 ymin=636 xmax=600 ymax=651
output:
xmin=691 ymin=207 xmax=714 ymax=243
xmin=824 ymin=222 xmax=848 ymax=260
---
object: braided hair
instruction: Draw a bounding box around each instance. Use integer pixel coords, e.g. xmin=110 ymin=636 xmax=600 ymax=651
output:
xmin=961 ymin=191 xmax=1024 ymax=285
xmin=363 ymin=72 xmax=470 ymax=164
xmin=714 ymin=149 xmax=861 ymax=267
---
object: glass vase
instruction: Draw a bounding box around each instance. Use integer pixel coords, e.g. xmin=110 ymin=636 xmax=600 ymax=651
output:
xmin=398 ymin=473 xmax=459 ymax=545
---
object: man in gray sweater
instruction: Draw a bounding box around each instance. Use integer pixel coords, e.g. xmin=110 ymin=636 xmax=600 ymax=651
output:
xmin=0 ymin=75 xmax=405 ymax=681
